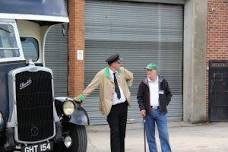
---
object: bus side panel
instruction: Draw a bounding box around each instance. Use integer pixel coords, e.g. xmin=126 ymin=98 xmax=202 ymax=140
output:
xmin=0 ymin=61 xmax=26 ymax=121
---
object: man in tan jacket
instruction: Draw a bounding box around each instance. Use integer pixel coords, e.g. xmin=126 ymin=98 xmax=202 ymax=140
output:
xmin=75 ymin=54 xmax=133 ymax=152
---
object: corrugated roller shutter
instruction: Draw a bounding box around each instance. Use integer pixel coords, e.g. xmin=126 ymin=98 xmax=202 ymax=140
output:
xmin=45 ymin=24 xmax=68 ymax=96
xmin=85 ymin=0 xmax=183 ymax=124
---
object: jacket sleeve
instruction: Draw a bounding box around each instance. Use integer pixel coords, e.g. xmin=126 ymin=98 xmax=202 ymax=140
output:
xmin=77 ymin=71 xmax=102 ymax=101
xmin=164 ymin=79 xmax=172 ymax=105
xmin=137 ymin=82 xmax=145 ymax=111
xmin=122 ymin=67 xmax=134 ymax=87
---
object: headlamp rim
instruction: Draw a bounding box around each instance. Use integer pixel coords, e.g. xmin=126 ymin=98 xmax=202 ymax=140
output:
xmin=63 ymin=100 xmax=75 ymax=116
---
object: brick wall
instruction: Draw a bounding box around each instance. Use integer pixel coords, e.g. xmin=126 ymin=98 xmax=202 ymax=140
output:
xmin=208 ymin=0 xmax=228 ymax=60
xmin=68 ymin=0 xmax=85 ymax=97
xmin=207 ymin=0 xmax=228 ymax=117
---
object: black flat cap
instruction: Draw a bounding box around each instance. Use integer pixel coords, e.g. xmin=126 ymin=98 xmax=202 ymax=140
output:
xmin=105 ymin=54 xmax=120 ymax=65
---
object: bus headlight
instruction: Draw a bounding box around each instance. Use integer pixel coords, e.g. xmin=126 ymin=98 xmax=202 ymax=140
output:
xmin=63 ymin=100 xmax=75 ymax=116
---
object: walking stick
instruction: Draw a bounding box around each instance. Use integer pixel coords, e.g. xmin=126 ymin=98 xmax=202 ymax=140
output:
xmin=143 ymin=118 xmax=147 ymax=152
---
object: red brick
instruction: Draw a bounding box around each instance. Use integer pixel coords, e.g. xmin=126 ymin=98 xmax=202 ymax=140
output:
xmin=206 ymin=0 xmax=228 ymax=118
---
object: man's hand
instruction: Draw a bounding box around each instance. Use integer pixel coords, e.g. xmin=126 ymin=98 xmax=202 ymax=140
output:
xmin=73 ymin=96 xmax=81 ymax=103
xmin=140 ymin=110 xmax=146 ymax=117
xmin=73 ymin=94 xmax=85 ymax=103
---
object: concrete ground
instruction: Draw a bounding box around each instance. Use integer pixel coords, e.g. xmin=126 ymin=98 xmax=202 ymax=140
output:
xmin=87 ymin=122 xmax=228 ymax=152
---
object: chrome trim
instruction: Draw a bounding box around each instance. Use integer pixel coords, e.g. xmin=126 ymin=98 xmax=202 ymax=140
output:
xmin=0 ymin=13 xmax=69 ymax=23
xmin=0 ymin=112 xmax=4 ymax=128
xmin=0 ymin=57 xmax=25 ymax=63
xmin=55 ymin=97 xmax=73 ymax=102
xmin=0 ymin=48 xmax=19 ymax=49
xmin=51 ymin=76 xmax=60 ymax=122
xmin=8 ymin=64 xmax=56 ymax=144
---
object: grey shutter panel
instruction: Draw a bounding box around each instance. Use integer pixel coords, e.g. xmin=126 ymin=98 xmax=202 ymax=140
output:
xmin=45 ymin=24 xmax=68 ymax=96
xmin=85 ymin=0 xmax=183 ymax=124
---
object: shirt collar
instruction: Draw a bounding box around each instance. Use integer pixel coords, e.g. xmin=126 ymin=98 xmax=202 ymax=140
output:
xmin=109 ymin=68 xmax=117 ymax=75
xmin=148 ymin=76 xmax=158 ymax=83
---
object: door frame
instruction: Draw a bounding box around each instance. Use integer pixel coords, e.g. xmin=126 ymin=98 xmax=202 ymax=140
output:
xmin=209 ymin=60 xmax=228 ymax=122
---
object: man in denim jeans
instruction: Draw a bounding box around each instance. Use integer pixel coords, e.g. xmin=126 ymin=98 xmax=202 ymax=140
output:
xmin=137 ymin=63 xmax=172 ymax=152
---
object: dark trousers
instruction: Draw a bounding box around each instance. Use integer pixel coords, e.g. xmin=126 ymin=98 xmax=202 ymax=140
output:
xmin=107 ymin=101 xmax=128 ymax=152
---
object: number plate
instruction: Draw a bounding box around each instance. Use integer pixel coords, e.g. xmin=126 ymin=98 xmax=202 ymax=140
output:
xmin=22 ymin=142 xmax=53 ymax=152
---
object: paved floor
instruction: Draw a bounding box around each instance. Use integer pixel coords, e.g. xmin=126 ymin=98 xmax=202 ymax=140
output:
xmin=87 ymin=122 xmax=228 ymax=152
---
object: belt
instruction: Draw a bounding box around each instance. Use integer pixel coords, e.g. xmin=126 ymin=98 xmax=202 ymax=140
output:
xmin=113 ymin=101 xmax=127 ymax=106
xmin=151 ymin=106 xmax=160 ymax=109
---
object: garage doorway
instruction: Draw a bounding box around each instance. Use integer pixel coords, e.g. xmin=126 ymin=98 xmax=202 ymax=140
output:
xmin=209 ymin=60 xmax=228 ymax=121
xmin=85 ymin=0 xmax=184 ymax=124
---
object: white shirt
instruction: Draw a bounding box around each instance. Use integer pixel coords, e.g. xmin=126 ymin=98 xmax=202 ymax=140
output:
xmin=109 ymin=68 xmax=126 ymax=105
xmin=148 ymin=77 xmax=159 ymax=107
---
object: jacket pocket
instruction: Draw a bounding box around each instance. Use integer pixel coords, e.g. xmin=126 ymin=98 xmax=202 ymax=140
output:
xmin=159 ymin=94 xmax=168 ymax=107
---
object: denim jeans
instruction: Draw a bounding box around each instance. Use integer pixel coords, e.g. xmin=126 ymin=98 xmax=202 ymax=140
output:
xmin=145 ymin=109 xmax=172 ymax=152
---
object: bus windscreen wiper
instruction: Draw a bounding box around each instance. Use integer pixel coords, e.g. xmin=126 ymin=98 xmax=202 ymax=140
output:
xmin=0 ymin=26 xmax=11 ymax=33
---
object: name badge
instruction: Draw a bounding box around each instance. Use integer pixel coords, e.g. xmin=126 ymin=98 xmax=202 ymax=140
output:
xmin=159 ymin=90 xmax=164 ymax=94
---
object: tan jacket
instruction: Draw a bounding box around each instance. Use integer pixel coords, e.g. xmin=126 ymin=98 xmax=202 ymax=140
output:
xmin=78 ymin=67 xmax=133 ymax=116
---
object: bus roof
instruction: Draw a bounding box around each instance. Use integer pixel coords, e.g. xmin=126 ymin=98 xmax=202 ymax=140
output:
xmin=0 ymin=0 xmax=69 ymax=23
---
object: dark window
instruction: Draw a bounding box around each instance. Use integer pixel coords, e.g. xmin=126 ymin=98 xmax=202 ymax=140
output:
xmin=20 ymin=37 xmax=39 ymax=61
xmin=0 ymin=24 xmax=20 ymax=58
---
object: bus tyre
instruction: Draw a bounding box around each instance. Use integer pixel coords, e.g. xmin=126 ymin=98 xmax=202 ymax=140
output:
xmin=68 ymin=125 xmax=87 ymax=152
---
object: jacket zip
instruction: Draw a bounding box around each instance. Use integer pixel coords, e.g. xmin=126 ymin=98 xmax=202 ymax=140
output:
xmin=143 ymin=76 xmax=164 ymax=111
